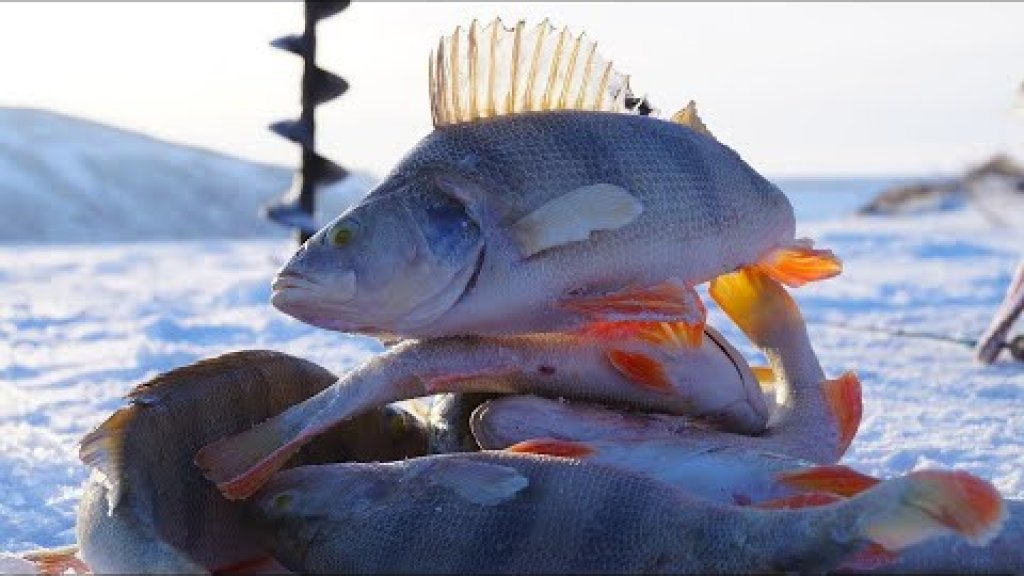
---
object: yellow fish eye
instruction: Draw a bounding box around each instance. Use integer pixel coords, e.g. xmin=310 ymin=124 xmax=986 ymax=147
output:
xmin=331 ymin=225 xmax=354 ymax=247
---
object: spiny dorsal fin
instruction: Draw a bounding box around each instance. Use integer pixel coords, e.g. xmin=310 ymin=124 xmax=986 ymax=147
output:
xmin=79 ymin=406 xmax=137 ymax=513
xmin=430 ymin=18 xmax=640 ymax=127
xmin=126 ymin=349 xmax=301 ymax=403
xmin=670 ymin=100 xmax=714 ymax=138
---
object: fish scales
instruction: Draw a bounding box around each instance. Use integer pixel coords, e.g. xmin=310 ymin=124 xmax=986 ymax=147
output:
xmin=274 ymin=110 xmax=799 ymax=338
xmin=76 ymin=350 xmax=430 ymax=574
xmin=254 ymin=453 xmax=999 ymax=574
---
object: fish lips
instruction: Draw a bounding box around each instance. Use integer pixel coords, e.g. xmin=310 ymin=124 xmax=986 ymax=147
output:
xmin=271 ymin=270 xmax=358 ymax=326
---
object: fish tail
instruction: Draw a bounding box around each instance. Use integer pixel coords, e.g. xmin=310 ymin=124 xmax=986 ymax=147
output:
xmin=856 ymin=469 xmax=1006 ymax=551
xmin=195 ymin=418 xmax=306 ymax=501
xmin=709 ymin=267 xmax=802 ymax=346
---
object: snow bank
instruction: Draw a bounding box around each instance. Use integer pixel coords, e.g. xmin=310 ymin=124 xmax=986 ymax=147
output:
xmin=0 ymin=108 xmax=373 ymax=243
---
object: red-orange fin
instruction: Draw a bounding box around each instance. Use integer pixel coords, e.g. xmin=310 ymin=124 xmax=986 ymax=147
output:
xmin=776 ymin=464 xmax=880 ymax=497
xmin=838 ymin=544 xmax=900 ymax=572
xmin=822 ymin=371 xmax=863 ymax=458
xmin=709 ymin=267 xmax=802 ymax=346
xmin=605 ymin=348 xmax=674 ymax=393
xmin=579 ymin=320 xmax=703 ymax=349
xmin=506 ymin=438 xmax=595 ymax=459
xmin=22 ymin=546 xmax=89 ymax=575
xmin=753 ymin=239 xmax=842 ymax=288
xmin=753 ymin=492 xmax=842 ymax=509
xmin=195 ymin=421 xmax=306 ymax=501
xmin=864 ymin=470 xmax=1007 ymax=550
xmin=561 ymin=279 xmax=706 ymax=332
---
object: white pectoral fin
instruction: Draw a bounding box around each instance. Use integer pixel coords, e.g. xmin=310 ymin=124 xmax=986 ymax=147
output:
xmin=427 ymin=458 xmax=529 ymax=506
xmin=511 ymin=183 xmax=642 ymax=258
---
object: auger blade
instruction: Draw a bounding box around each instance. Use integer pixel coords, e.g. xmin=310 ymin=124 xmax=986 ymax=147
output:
xmin=311 ymin=68 xmax=349 ymax=106
xmin=309 ymin=152 xmax=349 ymax=185
xmin=270 ymin=34 xmax=307 ymax=57
xmin=308 ymin=1 xmax=349 ymax=21
xmin=269 ymin=119 xmax=313 ymax=148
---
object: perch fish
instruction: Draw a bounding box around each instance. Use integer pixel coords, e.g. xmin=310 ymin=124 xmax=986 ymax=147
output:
xmin=474 ymin=267 xmax=862 ymax=464
xmin=196 ymin=327 xmax=768 ymax=500
xmin=74 ymin=350 xmax=429 ymax=575
xmin=250 ymin=452 xmax=1005 ymax=574
xmin=270 ymin=18 xmax=841 ymax=345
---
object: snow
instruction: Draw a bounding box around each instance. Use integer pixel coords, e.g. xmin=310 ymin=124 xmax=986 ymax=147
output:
xmin=1 ymin=177 xmax=1023 ymax=554
xmin=0 ymin=108 xmax=374 ymax=243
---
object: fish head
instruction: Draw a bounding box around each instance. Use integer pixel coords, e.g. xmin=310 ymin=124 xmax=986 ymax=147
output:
xmin=271 ymin=173 xmax=484 ymax=333
xmin=250 ymin=464 xmax=395 ymax=568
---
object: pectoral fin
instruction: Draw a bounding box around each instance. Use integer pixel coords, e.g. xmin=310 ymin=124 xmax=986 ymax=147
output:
xmin=426 ymin=458 xmax=529 ymax=505
xmin=605 ymin=349 xmax=675 ymax=393
xmin=512 ymin=183 xmax=642 ymax=258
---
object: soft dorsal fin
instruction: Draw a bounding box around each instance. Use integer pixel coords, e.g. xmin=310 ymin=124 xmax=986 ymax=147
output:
xmin=79 ymin=406 xmax=137 ymax=513
xmin=429 ymin=18 xmax=640 ymax=127
xmin=670 ymin=100 xmax=713 ymax=138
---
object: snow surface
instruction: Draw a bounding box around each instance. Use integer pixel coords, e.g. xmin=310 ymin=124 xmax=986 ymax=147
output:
xmin=0 ymin=108 xmax=374 ymax=243
xmin=1 ymin=182 xmax=1023 ymax=554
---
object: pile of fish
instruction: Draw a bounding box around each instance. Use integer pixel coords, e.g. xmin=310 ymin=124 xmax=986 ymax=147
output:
xmin=20 ymin=18 xmax=1021 ymax=574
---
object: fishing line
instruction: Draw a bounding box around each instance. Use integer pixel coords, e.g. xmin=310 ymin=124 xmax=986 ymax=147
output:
xmin=808 ymin=319 xmax=1024 ymax=361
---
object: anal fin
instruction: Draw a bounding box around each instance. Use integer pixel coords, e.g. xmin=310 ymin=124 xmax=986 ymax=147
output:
xmin=753 ymin=239 xmax=842 ymax=288
xmin=776 ymin=464 xmax=880 ymax=497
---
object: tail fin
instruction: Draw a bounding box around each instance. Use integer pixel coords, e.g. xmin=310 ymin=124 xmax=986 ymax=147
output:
xmin=195 ymin=418 xmax=307 ymax=501
xmin=860 ymin=470 xmax=1006 ymax=550
xmin=709 ymin=267 xmax=802 ymax=345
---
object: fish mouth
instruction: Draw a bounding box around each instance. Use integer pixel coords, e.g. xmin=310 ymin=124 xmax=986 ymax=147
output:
xmin=270 ymin=270 xmax=358 ymax=319
xmin=271 ymin=271 xmax=319 ymax=292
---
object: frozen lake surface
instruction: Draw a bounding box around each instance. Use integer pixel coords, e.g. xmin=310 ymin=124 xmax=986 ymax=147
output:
xmin=1 ymin=180 xmax=1022 ymax=553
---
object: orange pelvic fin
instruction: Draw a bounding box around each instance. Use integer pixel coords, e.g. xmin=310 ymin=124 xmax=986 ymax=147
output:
xmin=864 ymin=470 xmax=1006 ymax=550
xmin=776 ymin=464 xmax=880 ymax=497
xmin=753 ymin=238 xmax=842 ymax=288
xmin=562 ymin=279 xmax=706 ymax=337
xmin=606 ymin=348 xmax=674 ymax=393
xmin=822 ymin=371 xmax=863 ymax=458
xmin=753 ymin=492 xmax=843 ymax=509
xmin=21 ymin=546 xmax=89 ymax=575
xmin=506 ymin=438 xmax=595 ymax=459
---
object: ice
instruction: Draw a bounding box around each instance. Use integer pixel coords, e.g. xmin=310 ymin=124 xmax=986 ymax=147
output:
xmin=1 ymin=178 xmax=1022 ymax=552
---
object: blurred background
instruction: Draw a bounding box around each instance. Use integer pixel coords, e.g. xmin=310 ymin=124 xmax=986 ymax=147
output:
xmin=0 ymin=2 xmax=1021 ymax=241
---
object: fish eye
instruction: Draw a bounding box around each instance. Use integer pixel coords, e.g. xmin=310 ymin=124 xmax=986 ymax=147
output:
xmin=330 ymin=224 xmax=355 ymax=247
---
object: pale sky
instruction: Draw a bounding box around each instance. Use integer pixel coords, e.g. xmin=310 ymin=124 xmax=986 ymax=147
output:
xmin=0 ymin=2 xmax=1021 ymax=178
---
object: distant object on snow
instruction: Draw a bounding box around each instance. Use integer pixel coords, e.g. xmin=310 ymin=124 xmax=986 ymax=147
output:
xmin=0 ymin=108 xmax=376 ymax=243
xmin=858 ymin=154 xmax=1024 ymax=223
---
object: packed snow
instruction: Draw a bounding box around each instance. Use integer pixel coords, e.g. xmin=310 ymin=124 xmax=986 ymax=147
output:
xmin=1 ymin=178 xmax=1023 ymax=555
xmin=0 ymin=108 xmax=374 ymax=243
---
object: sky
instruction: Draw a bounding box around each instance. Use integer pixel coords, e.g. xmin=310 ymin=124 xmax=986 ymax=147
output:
xmin=0 ymin=2 xmax=1021 ymax=178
